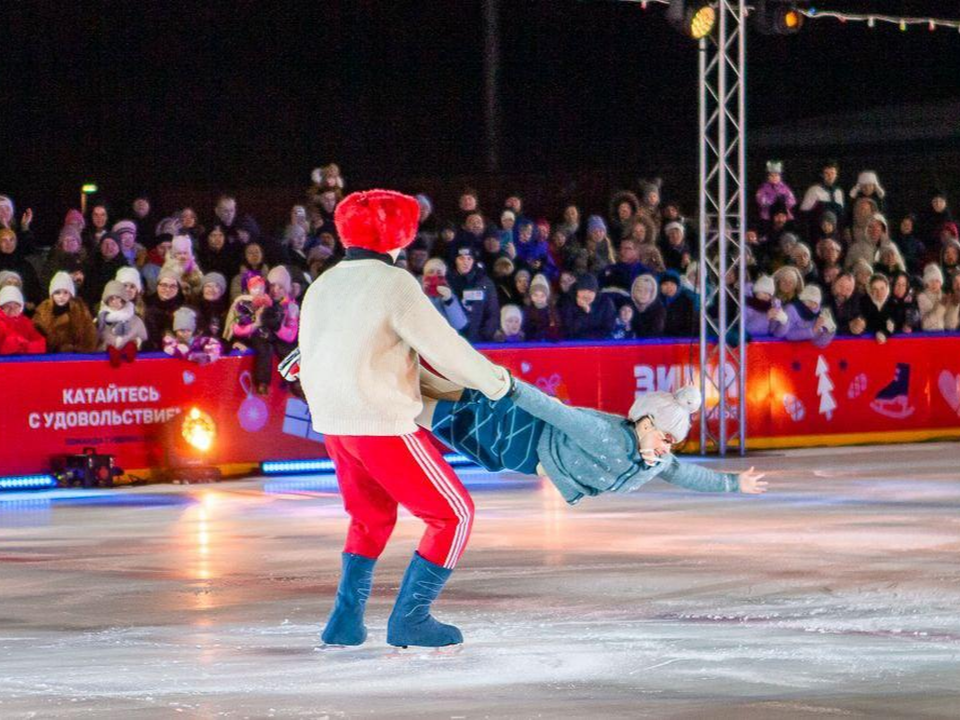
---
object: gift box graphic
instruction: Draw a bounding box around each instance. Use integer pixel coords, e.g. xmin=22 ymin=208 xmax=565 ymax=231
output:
xmin=282 ymin=397 xmax=324 ymax=443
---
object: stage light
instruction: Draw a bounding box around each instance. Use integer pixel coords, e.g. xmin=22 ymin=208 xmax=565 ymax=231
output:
xmin=0 ymin=475 xmax=58 ymax=491
xmin=667 ymin=0 xmax=716 ymax=40
xmin=754 ymin=0 xmax=804 ymax=35
xmin=81 ymin=183 xmax=98 ymax=194
xmin=182 ymin=407 xmax=216 ymax=453
xmin=161 ymin=407 xmax=221 ymax=483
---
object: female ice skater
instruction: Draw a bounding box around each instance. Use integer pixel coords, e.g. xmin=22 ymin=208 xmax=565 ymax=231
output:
xmin=417 ymin=370 xmax=768 ymax=503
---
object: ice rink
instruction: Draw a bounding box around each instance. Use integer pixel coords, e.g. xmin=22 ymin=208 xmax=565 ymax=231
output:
xmin=1 ymin=442 xmax=959 ymax=719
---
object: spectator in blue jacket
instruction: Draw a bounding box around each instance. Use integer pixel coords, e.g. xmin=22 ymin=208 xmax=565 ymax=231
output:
xmin=560 ymin=273 xmax=616 ymax=340
xmin=447 ymin=241 xmax=500 ymax=343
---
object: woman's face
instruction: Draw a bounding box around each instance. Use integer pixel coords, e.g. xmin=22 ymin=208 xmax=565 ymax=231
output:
xmin=61 ymin=234 xmax=80 ymax=253
xmin=635 ymin=281 xmax=654 ymax=305
xmin=503 ymin=314 xmax=522 ymax=336
xmin=501 ymin=214 xmax=515 ymax=231
xmin=530 ymin=288 xmax=547 ymax=308
xmin=619 ymin=304 xmax=634 ymax=323
xmin=630 ymin=222 xmax=647 ymax=243
xmin=515 ymin=274 xmax=530 ymax=295
xmin=946 ymin=247 xmax=960 ymax=265
xmin=270 ymin=282 xmax=287 ymax=301
xmin=933 ymin=197 xmax=947 ymax=213
xmin=861 ymin=183 xmax=876 ymax=196
xmin=181 ymin=208 xmax=197 ymax=228
xmin=518 ymin=225 xmax=533 ymax=243
xmin=821 ymin=220 xmax=835 ymax=235
xmin=207 ymin=228 xmax=225 ymax=250
xmin=563 ymin=205 xmax=579 ymax=225
xmin=156 ymin=278 xmax=180 ymax=301
xmin=107 ymin=295 xmax=126 ymax=311
xmin=52 ymin=289 xmax=71 ymax=307
xmin=91 ymin=206 xmax=108 ymax=229
xmin=174 ymin=248 xmax=191 ymax=264
xmin=551 ymin=231 xmax=567 ymax=247
xmin=0 ymin=205 xmax=12 ymax=226
xmin=869 ymin=279 xmax=888 ymax=304
xmin=100 ymin=238 xmax=119 ymax=260
xmin=0 ymin=233 xmax=16 ymax=254
xmin=778 ymin=273 xmax=798 ymax=296
xmin=560 ymin=273 xmax=576 ymax=293
xmin=245 ymin=243 xmax=263 ymax=266
xmin=893 ymin=275 xmax=908 ymax=298
xmin=926 ymin=278 xmax=943 ymax=294
xmin=617 ymin=202 xmax=633 ymax=222
xmin=121 ymin=282 xmax=139 ymax=301
xmin=203 ymin=282 xmax=223 ymax=302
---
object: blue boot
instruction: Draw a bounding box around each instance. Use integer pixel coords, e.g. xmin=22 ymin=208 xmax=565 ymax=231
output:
xmin=387 ymin=552 xmax=463 ymax=648
xmin=321 ymin=552 xmax=376 ymax=646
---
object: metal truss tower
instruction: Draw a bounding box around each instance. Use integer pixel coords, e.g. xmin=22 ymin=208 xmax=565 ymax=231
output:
xmin=697 ymin=0 xmax=747 ymax=456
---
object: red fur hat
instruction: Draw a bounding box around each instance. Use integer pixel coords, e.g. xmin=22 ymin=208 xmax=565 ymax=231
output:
xmin=334 ymin=189 xmax=420 ymax=253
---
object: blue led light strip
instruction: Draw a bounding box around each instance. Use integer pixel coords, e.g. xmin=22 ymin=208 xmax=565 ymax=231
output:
xmin=261 ymin=453 xmax=479 ymax=476
xmin=0 ymin=475 xmax=58 ymax=491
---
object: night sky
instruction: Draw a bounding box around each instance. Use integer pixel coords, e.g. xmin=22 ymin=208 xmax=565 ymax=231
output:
xmin=2 ymin=0 xmax=959 ymax=222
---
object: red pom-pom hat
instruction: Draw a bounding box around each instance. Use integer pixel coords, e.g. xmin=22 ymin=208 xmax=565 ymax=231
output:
xmin=334 ymin=189 xmax=421 ymax=253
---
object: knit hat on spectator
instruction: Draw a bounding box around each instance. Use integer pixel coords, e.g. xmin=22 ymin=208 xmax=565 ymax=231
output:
xmin=754 ymin=275 xmax=775 ymax=297
xmin=112 ymin=219 xmax=137 ymax=236
xmin=415 ymin=194 xmax=433 ymax=218
xmin=334 ymin=189 xmax=420 ymax=253
xmin=267 ymin=265 xmax=292 ymax=295
xmin=157 ymin=267 xmax=180 ymax=285
xmin=660 ymin=269 xmax=682 ymax=289
xmin=530 ymin=273 xmax=551 ymax=295
xmin=0 ymin=270 xmax=21 ymax=288
xmin=173 ymin=306 xmax=197 ymax=333
xmin=453 ymin=240 xmax=477 ymax=259
xmin=202 ymin=272 xmax=227 ymax=296
xmin=49 ymin=271 xmax=76 ymax=298
xmin=0 ymin=285 xmax=24 ymax=309
xmin=766 ymin=160 xmax=783 ymax=174
xmin=941 ymin=222 xmax=959 ymax=239
xmin=924 ymin=263 xmax=944 ymax=286
xmin=500 ymin=304 xmax=523 ymax=327
xmin=628 ymin=385 xmax=702 ymax=442
xmin=171 ymin=235 xmax=193 ymax=255
xmin=116 ymin=266 xmax=143 ymax=292
xmin=492 ymin=255 xmax=515 ymax=277
xmin=821 ymin=210 xmax=838 ymax=227
xmin=871 ymin=213 xmax=888 ymax=232
xmin=423 ymin=257 xmax=447 ymax=276
xmin=100 ymin=231 xmax=122 ymax=248
xmin=64 ymin=208 xmax=85 ymax=229
xmin=664 ymin=221 xmax=685 ymax=237
xmin=576 ymin=273 xmax=599 ymax=293
xmin=799 ymin=285 xmax=822 ymax=307
xmin=101 ymin=280 xmax=126 ymax=303
xmin=501 ymin=210 xmax=516 ymax=224
xmin=587 ymin=215 xmax=607 ymax=234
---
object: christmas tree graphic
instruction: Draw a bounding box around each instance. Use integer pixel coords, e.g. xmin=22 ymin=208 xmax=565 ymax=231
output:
xmin=816 ymin=355 xmax=836 ymax=421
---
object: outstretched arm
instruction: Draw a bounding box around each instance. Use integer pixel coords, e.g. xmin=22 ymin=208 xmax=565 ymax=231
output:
xmin=510 ymin=380 xmax=613 ymax=448
xmin=657 ymin=458 xmax=768 ymax=494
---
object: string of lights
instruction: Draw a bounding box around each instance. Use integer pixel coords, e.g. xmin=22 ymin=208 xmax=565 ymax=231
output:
xmin=618 ymin=0 xmax=960 ymax=34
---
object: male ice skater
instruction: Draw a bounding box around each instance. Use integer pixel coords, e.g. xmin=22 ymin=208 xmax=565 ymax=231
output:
xmin=298 ymin=189 xmax=511 ymax=648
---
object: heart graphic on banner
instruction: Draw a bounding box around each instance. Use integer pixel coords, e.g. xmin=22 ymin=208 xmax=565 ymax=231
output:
xmin=520 ymin=362 xmax=532 ymax=374
xmin=938 ymin=371 xmax=960 ymax=415
xmin=182 ymin=371 xmax=196 ymax=385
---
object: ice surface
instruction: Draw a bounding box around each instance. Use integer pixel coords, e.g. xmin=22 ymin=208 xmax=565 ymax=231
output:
xmin=1 ymin=443 xmax=960 ymax=719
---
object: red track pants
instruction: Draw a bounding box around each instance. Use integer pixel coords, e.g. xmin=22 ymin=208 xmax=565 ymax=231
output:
xmin=324 ymin=430 xmax=475 ymax=569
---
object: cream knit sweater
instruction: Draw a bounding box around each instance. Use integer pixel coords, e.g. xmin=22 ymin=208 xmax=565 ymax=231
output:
xmin=298 ymin=259 xmax=510 ymax=435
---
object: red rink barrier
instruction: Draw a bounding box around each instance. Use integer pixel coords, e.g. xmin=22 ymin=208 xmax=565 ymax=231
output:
xmin=2 ymin=336 xmax=959 ymax=475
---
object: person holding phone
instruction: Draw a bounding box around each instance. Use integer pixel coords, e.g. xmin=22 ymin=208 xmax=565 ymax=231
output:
xmin=421 ymin=257 xmax=468 ymax=332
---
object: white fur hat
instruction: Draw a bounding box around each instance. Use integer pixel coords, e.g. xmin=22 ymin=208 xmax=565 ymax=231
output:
xmin=500 ymin=304 xmax=523 ymax=325
xmin=628 ymin=385 xmax=702 ymax=442
xmin=423 ymin=257 xmax=447 ymax=276
xmin=799 ymin=284 xmax=822 ymax=306
xmin=49 ymin=271 xmax=76 ymax=298
xmin=753 ymin=275 xmax=775 ymax=297
xmin=0 ymin=284 xmax=24 ymax=309
xmin=172 ymin=306 xmax=197 ymax=333
xmin=115 ymin=266 xmax=143 ymax=291
xmin=924 ymin=263 xmax=944 ymax=285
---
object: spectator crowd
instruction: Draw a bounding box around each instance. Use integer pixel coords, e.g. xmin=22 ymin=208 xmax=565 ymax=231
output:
xmin=2 ymin=159 xmax=960 ymax=392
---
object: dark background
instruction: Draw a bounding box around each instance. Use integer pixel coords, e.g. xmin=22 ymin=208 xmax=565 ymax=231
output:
xmin=2 ymin=0 xmax=959 ymax=231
